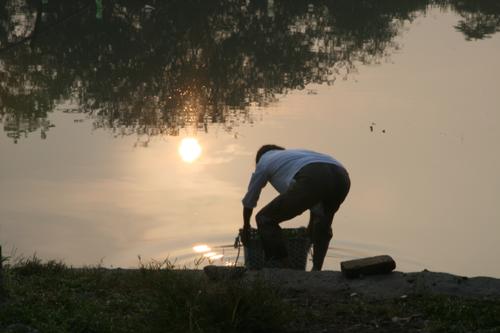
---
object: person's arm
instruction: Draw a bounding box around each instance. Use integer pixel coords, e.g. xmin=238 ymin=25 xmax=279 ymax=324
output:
xmin=240 ymin=206 xmax=253 ymax=247
xmin=243 ymin=206 xmax=253 ymax=229
xmin=240 ymin=163 xmax=268 ymax=247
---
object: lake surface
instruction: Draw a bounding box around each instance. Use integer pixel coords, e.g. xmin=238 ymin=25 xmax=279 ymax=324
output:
xmin=1 ymin=0 xmax=499 ymax=278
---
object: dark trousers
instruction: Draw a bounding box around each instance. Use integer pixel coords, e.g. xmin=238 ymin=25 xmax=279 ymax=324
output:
xmin=255 ymin=162 xmax=350 ymax=269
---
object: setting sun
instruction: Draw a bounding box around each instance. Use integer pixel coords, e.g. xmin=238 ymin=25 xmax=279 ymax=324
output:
xmin=179 ymin=138 xmax=201 ymax=162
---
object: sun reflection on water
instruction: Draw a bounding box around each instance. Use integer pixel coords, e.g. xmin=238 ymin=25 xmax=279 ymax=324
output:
xmin=179 ymin=138 xmax=201 ymax=162
xmin=193 ymin=245 xmax=211 ymax=252
xmin=210 ymin=254 xmax=223 ymax=260
xmin=193 ymin=244 xmax=227 ymax=261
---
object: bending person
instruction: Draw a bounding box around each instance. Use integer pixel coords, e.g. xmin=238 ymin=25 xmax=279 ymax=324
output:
xmin=240 ymin=145 xmax=350 ymax=271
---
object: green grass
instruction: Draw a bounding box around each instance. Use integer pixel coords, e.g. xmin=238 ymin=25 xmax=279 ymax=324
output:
xmin=1 ymin=254 xmax=500 ymax=332
xmin=0 ymin=255 xmax=294 ymax=332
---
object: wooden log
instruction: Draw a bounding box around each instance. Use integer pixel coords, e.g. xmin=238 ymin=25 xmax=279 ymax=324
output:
xmin=341 ymin=255 xmax=396 ymax=279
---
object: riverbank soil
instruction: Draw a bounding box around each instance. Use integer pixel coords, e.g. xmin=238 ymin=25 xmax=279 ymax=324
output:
xmin=244 ymin=269 xmax=500 ymax=300
xmin=283 ymin=288 xmax=428 ymax=332
xmin=242 ymin=268 xmax=500 ymax=332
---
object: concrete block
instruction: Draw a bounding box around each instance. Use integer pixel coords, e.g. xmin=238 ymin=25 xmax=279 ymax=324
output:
xmin=341 ymin=255 xmax=396 ymax=279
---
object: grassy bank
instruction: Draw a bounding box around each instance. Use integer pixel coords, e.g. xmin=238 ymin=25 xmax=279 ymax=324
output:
xmin=1 ymin=255 xmax=500 ymax=332
xmin=0 ymin=255 xmax=292 ymax=332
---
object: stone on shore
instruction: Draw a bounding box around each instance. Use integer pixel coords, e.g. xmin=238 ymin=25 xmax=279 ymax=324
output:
xmin=340 ymin=255 xmax=396 ymax=279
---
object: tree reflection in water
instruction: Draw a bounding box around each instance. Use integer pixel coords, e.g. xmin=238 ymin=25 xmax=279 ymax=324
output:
xmin=1 ymin=0 xmax=499 ymax=143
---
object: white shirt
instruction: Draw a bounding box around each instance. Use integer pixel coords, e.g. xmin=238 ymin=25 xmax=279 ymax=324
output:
xmin=241 ymin=149 xmax=345 ymax=210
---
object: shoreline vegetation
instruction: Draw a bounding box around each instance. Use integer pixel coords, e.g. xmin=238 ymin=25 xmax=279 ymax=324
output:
xmin=1 ymin=253 xmax=500 ymax=332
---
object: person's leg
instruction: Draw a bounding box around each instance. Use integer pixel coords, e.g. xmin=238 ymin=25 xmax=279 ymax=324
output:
xmin=255 ymin=180 xmax=322 ymax=264
xmin=311 ymin=164 xmax=350 ymax=270
xmin=255 ymin=164 xmax=329 ymax=265
xmin=311 ymin=211 xmax=334 ymax=270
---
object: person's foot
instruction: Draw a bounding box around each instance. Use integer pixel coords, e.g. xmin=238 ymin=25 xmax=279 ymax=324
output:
xmin=311 ymin=265 xmax=321 ymax=271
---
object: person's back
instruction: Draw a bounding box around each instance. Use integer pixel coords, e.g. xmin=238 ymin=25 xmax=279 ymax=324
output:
xmin=243 ymin=149 xmax=345 ymax=209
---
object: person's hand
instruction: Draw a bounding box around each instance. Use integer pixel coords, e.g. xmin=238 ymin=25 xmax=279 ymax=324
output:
xmin=239 ymin=227 xmax=251 ymax=247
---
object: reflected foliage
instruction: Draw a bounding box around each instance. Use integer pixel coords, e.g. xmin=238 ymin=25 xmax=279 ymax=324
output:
xmin=449 ymin=0 xmax=500 ymax=40
xmin=0 ymin=0 xmax=497 ymax=143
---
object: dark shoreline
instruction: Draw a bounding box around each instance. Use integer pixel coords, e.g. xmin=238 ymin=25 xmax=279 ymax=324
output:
xmin=95 ymin=267 xmax=500 ymax=300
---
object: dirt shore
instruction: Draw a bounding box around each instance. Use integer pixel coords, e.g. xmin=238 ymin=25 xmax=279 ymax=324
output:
xmin=244 ymin=269 xmax=500 ymax=300
xmin=101 ymin=267 xmax=500 ymax=300
xmin=95 ymin=267 xmax=500 ymax=331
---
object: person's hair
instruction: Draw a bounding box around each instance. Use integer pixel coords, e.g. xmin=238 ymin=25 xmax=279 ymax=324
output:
xmin=256 ymin=144 xmax=285 ymax=164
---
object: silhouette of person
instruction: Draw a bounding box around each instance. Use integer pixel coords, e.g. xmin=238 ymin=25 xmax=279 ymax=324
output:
xmin=240 ymin=145 xmax=350 ymax=271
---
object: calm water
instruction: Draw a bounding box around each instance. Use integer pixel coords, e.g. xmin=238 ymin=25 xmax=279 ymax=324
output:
xmin=1 ymin=0 xmax=499 ymax=277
